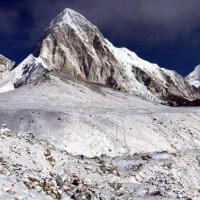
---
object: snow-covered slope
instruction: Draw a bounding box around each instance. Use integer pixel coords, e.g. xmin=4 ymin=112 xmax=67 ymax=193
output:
xmin=0 ymin=75 xmax=200 ymax=199
xmin=0 ymin=74 xmax=200 ymax=157
xmin=186 ymin=64 xmax=200 ymax=88
xmin=2 ymin=8 xmax=200 ymax=106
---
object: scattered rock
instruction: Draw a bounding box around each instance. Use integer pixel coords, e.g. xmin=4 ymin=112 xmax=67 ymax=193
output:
xmin=56 ymin=177 xmax=64 ymax=187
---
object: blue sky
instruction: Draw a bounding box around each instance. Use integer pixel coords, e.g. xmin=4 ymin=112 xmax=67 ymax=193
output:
xmin=1 ymin=0 xmax=200 ymax=75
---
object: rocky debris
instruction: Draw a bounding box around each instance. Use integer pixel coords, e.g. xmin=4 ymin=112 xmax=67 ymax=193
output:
xmin=0 ymin=129 xmax=199 ymax=200
xmin=0 ymin=124 xmax=11 ymax=136
xmin=108 ymin=181 xmax=123 ymax=191
xmin=99 ymin=162 xmax=120 ymax=176
xmin=23 ymin=175 xmax=94 ymax=199
xmin=125 ymin=163 xmax=143 ymax=172
xmin=45 ymin=149 xmax=55 ymax=163
xmin=141 ymin=154 xmax=152 ymax=161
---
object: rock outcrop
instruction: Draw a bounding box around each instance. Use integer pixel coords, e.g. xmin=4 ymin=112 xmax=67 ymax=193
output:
xmin=0 ymin=54 xmax=15 ymax=93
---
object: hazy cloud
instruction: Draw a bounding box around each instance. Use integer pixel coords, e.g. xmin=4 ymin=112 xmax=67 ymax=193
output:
xmin=0 ymin=8 xmax=19 ymax=34
xmin=19 ymin=0 xmax=200 ymax=48
xmin=1 ymin=0 xmax=200 ymax=46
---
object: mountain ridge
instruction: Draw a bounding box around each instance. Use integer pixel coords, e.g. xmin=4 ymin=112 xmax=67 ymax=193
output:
xmin=0 ymin=8 xmax=200 ymax=106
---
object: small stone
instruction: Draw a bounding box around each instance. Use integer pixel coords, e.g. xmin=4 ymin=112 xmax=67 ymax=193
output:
xmin=35 ymin=185 xmax=42 ymax=192
xmin=57 ymin=189 xmax=63 ymax=196
xmin=28 ymin=177 xmax=39 ymax=182
xmin=56 ymin=177 xmax=64 ymax=187
xmin=47 ymin=155 xmax=55 ymax=162
xmin=50 ymin=180 xmax=57 ymax=187
xmin=72 ymin=178 xmax=79 ymax=186
xmin=63 ymin=185 xmax=71 ymax=192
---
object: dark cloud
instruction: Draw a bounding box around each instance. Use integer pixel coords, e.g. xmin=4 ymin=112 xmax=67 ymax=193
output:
xmin=18 ymin=0 xmax=200 ymax=52
xmin=2 ymin=0 xmax=200 ymax=45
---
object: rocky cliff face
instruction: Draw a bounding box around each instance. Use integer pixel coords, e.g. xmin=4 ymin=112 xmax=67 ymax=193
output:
xmin=132 ymin=66 xmax=200 ymax=106
xmin=4 ymin=8 xmax=200 ymax=106
xmin=107 ymin=44 xmax=200 ymax=106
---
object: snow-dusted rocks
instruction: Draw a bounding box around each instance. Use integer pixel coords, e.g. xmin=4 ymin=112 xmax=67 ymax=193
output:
xmin=0 ymin=54 xmax=47 ymax=93
xmin=11 ymin=54 xmax=48 ymax=88
xmin=0 ymin=55 xmax=15 ymax=93
xmin=186 ymin=64 xmax=200 ymax=88
xmin=107 ymin=42 xmax=200 ymax=106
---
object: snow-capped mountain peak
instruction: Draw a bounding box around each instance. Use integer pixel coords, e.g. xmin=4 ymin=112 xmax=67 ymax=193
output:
xmin=49 ymin=8 xmax=97 ymax=32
